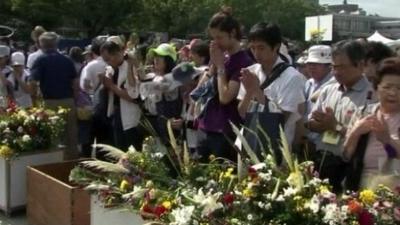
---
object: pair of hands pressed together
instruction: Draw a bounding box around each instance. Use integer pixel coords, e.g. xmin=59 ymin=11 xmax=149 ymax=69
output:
xmin=311 ymin=107 xmax=339 ymax=132
xmin=351 ymin=111 xmax=391 ymax=144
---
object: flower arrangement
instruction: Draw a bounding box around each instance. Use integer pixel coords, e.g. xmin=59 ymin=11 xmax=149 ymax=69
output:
xmin=69 ymin=124 xmax=400 ymax=225
xmin=0 ymin=107 xmax=67 ymax=159
xmin=309 ymin=28 xmax=326 ymax=44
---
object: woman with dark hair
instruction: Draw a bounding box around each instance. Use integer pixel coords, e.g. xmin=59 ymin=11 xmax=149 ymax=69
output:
xmin=140 ymin=43 xmax=182 ymax=143
xmin=344 ymin=57 xmax=400 ymax=190
xmin=191 ymin=6 xmax=254 ymax=161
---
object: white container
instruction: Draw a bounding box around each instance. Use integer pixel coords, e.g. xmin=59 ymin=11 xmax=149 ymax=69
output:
xmin=91 ymin=195 xmax=145 ymax=225
xmin=0 ymin=149 xmax=64 ymax=215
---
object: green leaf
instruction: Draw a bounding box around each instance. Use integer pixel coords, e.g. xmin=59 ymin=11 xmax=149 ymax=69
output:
xmin=230 ymin=122 xmax=260 ymax=164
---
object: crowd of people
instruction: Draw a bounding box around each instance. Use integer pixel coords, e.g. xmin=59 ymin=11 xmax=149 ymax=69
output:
xmin=1 ymin=7 xmax=400 ymax=193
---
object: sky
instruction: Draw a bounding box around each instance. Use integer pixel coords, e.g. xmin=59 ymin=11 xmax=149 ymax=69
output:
xmin=319 ymin=0 xmax=399 ymax=17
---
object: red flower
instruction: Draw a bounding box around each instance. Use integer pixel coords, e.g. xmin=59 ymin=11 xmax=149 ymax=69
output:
xmin=29 ymin=127 xmax=37 ymax=135
xmin=248 ymin=167 xmax=257 ymax=179
xmin=154 ymin=205 xmax=167 ymax=218
xmin=223 ymin=193 xmax=234 ymax=206
xmin=358 ymin=209 xmax=374 ymax=225
xmin=348 ymin=200 xmax=362 ymax=214
xmin=141 ymin=203 xmax=154 ymax=214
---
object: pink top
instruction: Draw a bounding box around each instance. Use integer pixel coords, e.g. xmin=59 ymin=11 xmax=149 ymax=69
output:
xmin=363 ymin=111 xmax=400 ymax=173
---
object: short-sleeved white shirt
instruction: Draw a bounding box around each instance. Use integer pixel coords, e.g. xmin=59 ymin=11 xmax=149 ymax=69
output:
xmin=79 ymin=57 xmax=107 ymax=94
xmin=238 ymin=57 xmax=306 ymax=145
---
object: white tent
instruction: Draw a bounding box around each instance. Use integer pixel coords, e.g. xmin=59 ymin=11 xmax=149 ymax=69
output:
xmin=367 ymin=31 xmax=394 ymax=44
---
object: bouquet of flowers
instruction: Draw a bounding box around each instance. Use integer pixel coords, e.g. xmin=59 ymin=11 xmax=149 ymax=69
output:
xmin=0 ymin=107 xmax=67 ymax=159
xmin=69 ymin=124 xmax=400 ymax=225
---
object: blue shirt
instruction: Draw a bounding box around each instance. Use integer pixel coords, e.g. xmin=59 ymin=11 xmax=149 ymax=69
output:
xmin=31 ymin=50 xmax=77 ymax=99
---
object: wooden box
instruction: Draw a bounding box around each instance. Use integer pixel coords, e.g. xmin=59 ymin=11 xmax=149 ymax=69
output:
xmin=27 ymin=160 xmax=90 ymax=225
xmin=91 ymin=195 xmax=144 ymax=225
xmin=0 ymin=149 xmax=64 ymax=215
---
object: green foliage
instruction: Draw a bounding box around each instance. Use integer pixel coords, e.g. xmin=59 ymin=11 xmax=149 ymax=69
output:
xmin=2 ymin=0 xmax=324 ymax=40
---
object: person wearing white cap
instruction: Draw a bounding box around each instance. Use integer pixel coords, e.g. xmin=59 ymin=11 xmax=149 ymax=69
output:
xmin=7 ymin=52 xmax=33 ymax=108
xmin=303 ymin=45 xmax=336 ymax=150
xmin=304 ymin=45 xmax=336 ymax=118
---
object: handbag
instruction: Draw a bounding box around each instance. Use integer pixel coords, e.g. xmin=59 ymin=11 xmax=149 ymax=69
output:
xmin=242 ymin=63 xmax=290 ymax=165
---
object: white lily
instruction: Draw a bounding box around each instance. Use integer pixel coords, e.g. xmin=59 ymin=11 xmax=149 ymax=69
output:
xmin=170 ymin=206 xmax=195 ymax=225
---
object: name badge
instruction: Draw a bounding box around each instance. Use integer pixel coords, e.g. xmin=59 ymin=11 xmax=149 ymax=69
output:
xmin=322 ymin=131 xmax=340 ymax=145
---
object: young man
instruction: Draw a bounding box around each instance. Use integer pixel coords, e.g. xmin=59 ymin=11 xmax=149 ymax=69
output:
xmin=307 ymin=40 xmax=375 ymax=193
xmin=237 ymin=22 xmax=306 ymax=160
xmin=193 ymin=7 xmax=254 ymax=161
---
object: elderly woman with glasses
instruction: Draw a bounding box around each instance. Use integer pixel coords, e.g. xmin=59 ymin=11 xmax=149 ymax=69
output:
xmin=344 ymin=57 xmax=400 ymax=191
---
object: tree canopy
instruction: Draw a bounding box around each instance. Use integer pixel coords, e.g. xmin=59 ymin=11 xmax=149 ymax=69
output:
xmin=1 ymin=0 xmax=324 ymax=41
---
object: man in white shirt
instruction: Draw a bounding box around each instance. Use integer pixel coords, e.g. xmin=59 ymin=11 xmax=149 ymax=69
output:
xmin=27 ymin=26 xmax=46 ymax=70
xmin=237 ymin=22 xmax=306 ymax=162
xmin=100 ymin=36 xmax=143 ymax=150
xmin=80 ymin=36 xmax=107 ymax=94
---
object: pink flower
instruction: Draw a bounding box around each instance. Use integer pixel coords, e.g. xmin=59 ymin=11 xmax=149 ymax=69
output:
xmin=394 ymin=207 xmax=400 ymax=221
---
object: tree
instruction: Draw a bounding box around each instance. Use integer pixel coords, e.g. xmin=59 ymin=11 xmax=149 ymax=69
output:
xmin=10 ymin=0 xmax=141 ymax=38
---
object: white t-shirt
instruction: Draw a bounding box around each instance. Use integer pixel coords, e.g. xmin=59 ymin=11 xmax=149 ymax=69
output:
xmin=80 ymin=57 xmax=107 ymax=94
xmin=7 ymin=69 xmax=32 ymax=108
xmin=27 ymin=49 xmax=43 ymax=70
xmin=237 ymin=58 xmax=306 ymax=145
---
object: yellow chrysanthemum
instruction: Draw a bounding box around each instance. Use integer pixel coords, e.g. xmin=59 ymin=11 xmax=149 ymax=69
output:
xmin=162 ymin=201 xmax=172 ymax=210
xmin=359 ymin=189 xmax=376 ymax=205
xmin=119 ymin=180 xmax=130 ymax=192
xmin=0 ymin=145 xmax=14 ymax=159
xmin=243 ymin=187 xmax=254 ymax=198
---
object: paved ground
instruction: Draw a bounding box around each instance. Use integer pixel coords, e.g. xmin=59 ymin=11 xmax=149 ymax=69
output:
xmin=0 ymin=211 xmax=28 ymax=225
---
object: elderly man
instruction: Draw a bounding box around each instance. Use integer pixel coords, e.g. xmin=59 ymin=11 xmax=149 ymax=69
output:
xmin=30 ymin=31 xmax=80 ymax=159
xmin=307 ymin=40 xmax=375 ymax=193
xmin=304 ymin=45 xmax=336 ymax=145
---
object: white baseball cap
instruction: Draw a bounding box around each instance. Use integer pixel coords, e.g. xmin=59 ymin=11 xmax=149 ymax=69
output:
xmin=11 ymin=52 xmax=25 ymax=66
xmin=0 ymin=45 xmax=10 ymax=58
xmin=306 ymin=45 xmax=332 ymax=64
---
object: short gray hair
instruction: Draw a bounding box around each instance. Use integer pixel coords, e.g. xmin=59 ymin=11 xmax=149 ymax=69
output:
xmin=39 ymin=32 xmax=59 ymax=50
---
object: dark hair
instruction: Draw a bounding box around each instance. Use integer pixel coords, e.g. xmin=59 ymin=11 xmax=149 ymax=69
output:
xmin=155 ymin=55 xmax=176 ymax=74
xmin=366 ymin=41 xmax=394 ymax=64
xmin=208 ymin=6 xmax=241 ymax=40
xmin=248 ymin=22 xmax=282 ymax=49
xmin=190 ymin=41 xmax=210 ymax=65
xmin=100 ymin=41 xmax=122 ymax=55
xmin=136 ymin=44 xmax=149 ymax=64
xmin=91 ymin=36 xmax=107 ymax=56
xmin=332 ymin=40 xmax=365 ymax=67
xmin=69 ymin=46 xmax=83 ymax=63
xmin=375 ymin=57 xmax=400 ymax=88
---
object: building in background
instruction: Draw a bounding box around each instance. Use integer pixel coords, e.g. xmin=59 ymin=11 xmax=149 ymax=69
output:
xmin=307 ymin=0 xmax=400 ymax=41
